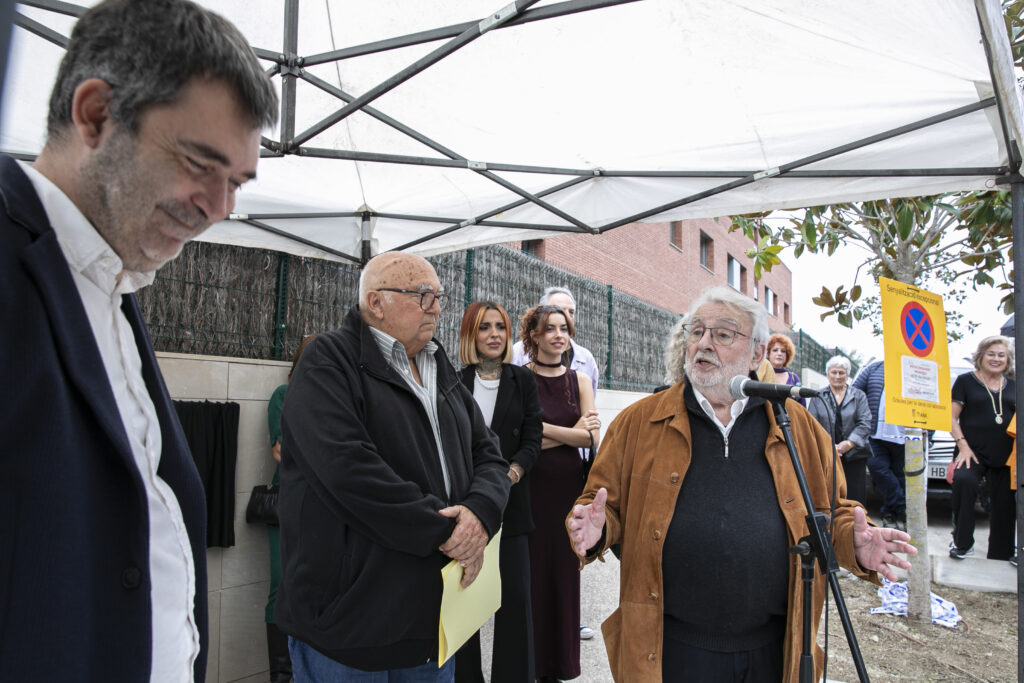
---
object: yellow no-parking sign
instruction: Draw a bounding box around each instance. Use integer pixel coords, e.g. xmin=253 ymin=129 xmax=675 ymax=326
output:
xmin=879 ymin=277 xmax=952 ymax=431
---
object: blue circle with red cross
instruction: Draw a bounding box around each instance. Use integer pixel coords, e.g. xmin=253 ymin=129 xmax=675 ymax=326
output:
xmin=900 ymin=301 xmax=934 ymax=357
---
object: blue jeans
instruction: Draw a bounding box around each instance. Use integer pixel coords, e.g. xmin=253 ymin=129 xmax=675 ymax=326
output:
xmin=867 ymin=438 xmax=905 ymax=517
xmin=290 ymin=638 xmax=455 ymax=682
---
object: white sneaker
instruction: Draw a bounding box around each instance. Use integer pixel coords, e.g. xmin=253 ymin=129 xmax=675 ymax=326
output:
xmin=579 ymin=624 xmax=595 ymax=640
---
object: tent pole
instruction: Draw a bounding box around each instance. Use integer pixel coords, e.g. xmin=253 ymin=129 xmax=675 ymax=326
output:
xmin=279 ymin=0 xmax=299 ymax=152
xmin=1012 ymin=175 xmax=1023 ymax=682
xmin=360 ymin=211 xmax=373 ymax=264
xmin=975 ymin=1 xmax=1022 ymax=170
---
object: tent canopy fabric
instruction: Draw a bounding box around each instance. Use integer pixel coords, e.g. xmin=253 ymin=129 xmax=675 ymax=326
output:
xmin=4 ymin=0 xmax=1022 ymax=264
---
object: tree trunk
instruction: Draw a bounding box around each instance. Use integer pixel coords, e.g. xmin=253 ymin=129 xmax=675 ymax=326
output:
xmin=904 ymin=428 xmax=931 ymax=623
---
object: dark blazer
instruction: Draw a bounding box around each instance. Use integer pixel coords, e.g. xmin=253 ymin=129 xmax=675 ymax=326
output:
xmin=0 ymin=155 xmax=208 ymax=682
xmin=460 ymin=363 xmax=543 ymax=536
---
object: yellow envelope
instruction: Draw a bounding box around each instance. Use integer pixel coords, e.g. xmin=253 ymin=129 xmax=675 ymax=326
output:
xmin=438 ymin=527 xmax=502 ymax=666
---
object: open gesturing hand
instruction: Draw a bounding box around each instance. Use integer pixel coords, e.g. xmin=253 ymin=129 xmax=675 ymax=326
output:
xmin=852 ymin=506 xmax=917 ymax=582
xmin=567 ymin=487 xmax=607 ymax=557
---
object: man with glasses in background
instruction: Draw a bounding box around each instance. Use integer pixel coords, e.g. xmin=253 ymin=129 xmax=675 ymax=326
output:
xmin=513 ymin=286 xmax=600 ymax=393
xmin=567 ymin=286 xmax=915 ymax=683
xmin=275 ymin=252 xmax=510 ymax=682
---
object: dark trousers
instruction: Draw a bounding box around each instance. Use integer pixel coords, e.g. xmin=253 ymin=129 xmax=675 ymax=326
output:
xmin=661 ymin=638 xmax=783 ymax=683
xmin=951 ymin=462 xmax=1017 ymax=559
xmin=867 ymin=439 xmax=905 ymax=517
xmin=842 ymin=457 xmax=868 ymax=506
xmin=455 ymin=534 xmax=534 ymax=683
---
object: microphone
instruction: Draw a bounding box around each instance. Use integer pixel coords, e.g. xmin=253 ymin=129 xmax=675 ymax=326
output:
xmin=729 ymin=375 xmax=820 ymax=401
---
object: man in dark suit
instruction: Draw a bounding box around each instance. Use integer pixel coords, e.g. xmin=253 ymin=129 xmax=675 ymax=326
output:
xmin=0 ymin=1 xmax=277 ymax=680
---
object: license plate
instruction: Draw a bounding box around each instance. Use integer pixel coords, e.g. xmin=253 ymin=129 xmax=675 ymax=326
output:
xmin=930 ymin=464 xmax=946 ymax=479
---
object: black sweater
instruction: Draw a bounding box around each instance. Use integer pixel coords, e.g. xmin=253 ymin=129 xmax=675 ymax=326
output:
xmin=661 ymin=383 xmax=790 ymax=652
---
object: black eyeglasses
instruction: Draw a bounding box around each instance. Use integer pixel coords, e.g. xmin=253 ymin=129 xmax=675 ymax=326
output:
xmin=683 ymin=324 xmax=749 ymax=347
xmin=376 ymin=288 xmax=446 ymax=311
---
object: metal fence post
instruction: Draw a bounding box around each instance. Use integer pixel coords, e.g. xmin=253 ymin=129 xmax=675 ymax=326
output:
xmin=272 ymin=252 xmax=290 ymax=360
xmin=606 ymin=284 xmax=614 ymax=387
xmin=464 ymin=248 xmax=475 ymax=308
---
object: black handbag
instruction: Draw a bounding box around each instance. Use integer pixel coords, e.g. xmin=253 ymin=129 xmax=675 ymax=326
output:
xmin=582 ymin=433 xmax=596 ymax=485
xmin=245 ymin=484 xmax=279 ymax=525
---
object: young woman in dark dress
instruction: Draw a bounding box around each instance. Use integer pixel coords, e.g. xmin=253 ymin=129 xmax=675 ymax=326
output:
xmin=948 ymin=336 xmax=1017 ymax=560
xmin=454 ymin=302 xmax=543 ymax=683
xmin=519 ymin=305 xmax=600 ymax=682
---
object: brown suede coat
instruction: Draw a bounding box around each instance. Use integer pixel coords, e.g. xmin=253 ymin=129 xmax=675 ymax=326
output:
xmin=571 ymin=380 xmax=879 ymax=682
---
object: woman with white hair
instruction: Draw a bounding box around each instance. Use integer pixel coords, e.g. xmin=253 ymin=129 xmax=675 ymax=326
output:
xmin=807 ymin=356 xmax=873 ymax=504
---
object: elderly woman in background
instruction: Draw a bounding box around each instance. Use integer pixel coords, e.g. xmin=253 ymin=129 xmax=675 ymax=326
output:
xmin=455 ymin=302 xmax=543 ymax=683
xmin=807 ymin=356 xmax=873 ymax=504
xmin=948 ymin=335 xmax=1017 ymax=561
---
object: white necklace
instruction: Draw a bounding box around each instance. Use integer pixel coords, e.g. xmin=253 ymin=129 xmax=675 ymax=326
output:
xmin=973 ymin=372 xmax=1004 ymax=424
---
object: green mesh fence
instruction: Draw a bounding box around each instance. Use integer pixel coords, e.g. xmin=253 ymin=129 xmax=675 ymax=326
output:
xmin=139 ymin=241 xmax=839 ymax=391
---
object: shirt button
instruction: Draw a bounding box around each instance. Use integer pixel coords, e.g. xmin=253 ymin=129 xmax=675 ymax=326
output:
xmin=648 ymin=591 xmax=658 ymax=601
xmin=652 ymin=530 xmax=661 ymax=540
xmin=669 ymin=473 xmax=679 ymax=483
xmin=648 ymin=653 xmax=657 ymax=662
xmin=121 ymin=566 xmax=142 ymax=589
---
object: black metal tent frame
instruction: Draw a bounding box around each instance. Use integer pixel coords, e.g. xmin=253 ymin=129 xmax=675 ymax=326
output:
xmin=12 ymin=0 xmax=1021 ymax=265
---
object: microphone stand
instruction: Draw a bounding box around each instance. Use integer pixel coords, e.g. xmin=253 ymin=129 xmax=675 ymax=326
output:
xmin=770 ymin=398 xmax=870 ymax=683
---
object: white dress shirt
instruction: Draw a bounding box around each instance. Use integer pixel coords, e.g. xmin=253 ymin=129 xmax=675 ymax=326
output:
xmin=22 ymin=163 xmax=200 ymax=682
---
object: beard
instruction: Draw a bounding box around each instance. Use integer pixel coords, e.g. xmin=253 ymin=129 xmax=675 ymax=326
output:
xmin=685 ymin=348 xmax=753 ymax=394
xmin=78 ymin=128 xmax=208 ymax=272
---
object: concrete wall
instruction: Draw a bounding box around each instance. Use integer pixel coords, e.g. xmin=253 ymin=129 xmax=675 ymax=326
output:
xmin=158 ymin=351 xmax=290 ymax=683
xmin=156 ymin=351 xmax=649 ymax=682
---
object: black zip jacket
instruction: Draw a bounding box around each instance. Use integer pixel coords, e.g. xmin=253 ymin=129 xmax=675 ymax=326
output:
xmin=275 ymin=306 xmax=509 ymax=670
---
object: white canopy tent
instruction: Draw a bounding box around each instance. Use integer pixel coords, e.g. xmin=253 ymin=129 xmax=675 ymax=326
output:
xmin=4 ymin=0 xmax=1023 ymax=265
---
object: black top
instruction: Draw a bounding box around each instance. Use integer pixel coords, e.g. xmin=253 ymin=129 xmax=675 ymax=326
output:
xmin=459 ymin=363 xmax=543 ymax=536
xmin=952 ymin=372 xmax=1016 ymax=468
xmin=661 ymin=383 xmax=789 ymax=652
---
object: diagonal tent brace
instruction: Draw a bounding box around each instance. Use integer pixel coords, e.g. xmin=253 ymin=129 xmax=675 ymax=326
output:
xmin=1 ymin=0 xmax=1019 ymax=264
xmin=273 ymin=5 xmax=597 ymax=235
xmin=596 ymin=97 xmax=1004 ymax=233
xmin=290 ymin=0 xmax=543 ymax=149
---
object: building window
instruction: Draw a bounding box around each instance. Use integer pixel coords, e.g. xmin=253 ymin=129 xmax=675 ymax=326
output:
xmin=727 ymin=255 xmax=741 ymax=290
xmin=765 ymin=287 xmax=777 ymax=316
xmin=522 ymin=239 xmax=543 ymax=258
xmin=740 ymin=265 xmax=748 ymax=294
xmin=699 ymin=231 xmax=714 ymax=270
xmin=784 ymin=302 xmax=791 ymax=324
xmin=669 ymin=221 xmax=683 ymax=251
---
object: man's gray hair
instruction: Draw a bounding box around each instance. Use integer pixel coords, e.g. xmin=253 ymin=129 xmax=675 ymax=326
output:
xmin=47 ymin=0 xmax=278 ymax=140
xmin=663 ymin=287 xmax=768 ymax=385
xmin=539 ymin=287 xmax=576 ymax=308
xmin=826 ymin=355 xmax=852 ymax=373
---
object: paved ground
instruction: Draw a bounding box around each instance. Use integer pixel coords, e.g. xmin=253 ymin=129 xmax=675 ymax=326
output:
xmin=478 ymin=494 xmax=1016 ymax=681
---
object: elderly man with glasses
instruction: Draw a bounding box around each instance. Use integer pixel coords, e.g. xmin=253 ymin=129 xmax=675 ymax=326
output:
xmin=567 ymin=286 xmax=915 ymax=683
xmin=276 ymin=252 xmax=510 ymax=682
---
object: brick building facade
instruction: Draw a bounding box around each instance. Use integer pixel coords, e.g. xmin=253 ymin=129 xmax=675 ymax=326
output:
xmin=515 ymin=217 xmax=794 ymax=333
